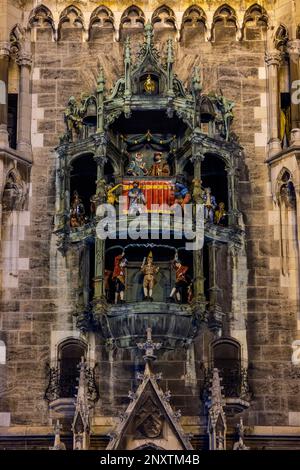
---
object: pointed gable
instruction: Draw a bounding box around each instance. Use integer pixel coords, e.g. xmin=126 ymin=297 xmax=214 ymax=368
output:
xmin=107 ymin=364 xmax=193 ymax=450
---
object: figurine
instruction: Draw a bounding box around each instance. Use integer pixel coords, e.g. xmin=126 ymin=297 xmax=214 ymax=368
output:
xmin=203 ymin=187 xmax=217 ymax=223
xmin=192 ymin=178 xmax=204 ymax=204
xmin=106 ymin=182 xmax=122 ymax=206
xmin=112 ymin=252 xmax=128 ymax=304
xmin=126 ymin=153 xmax=148 ymax=177
xmin=214 ymin=202 xmax=227 ymax=225
xmin=64 ymin=96 xmax=83 ymax=141
xmin=149 ymin=152 xmax=170 ymax=177
xmin=140 ymin=252 xmax=159 ymax=301
xmin=128 ymin=181 xmax=146 ymax=215
xmin=70 ymin=191 xmax=86 ymax=227
xmin=174 ymin=179 xmax=191 ymax=207
xmin=168 ymin=259 xmax=189 ymax=303
xmin=144 ymin=74 xmax=156 ymax=94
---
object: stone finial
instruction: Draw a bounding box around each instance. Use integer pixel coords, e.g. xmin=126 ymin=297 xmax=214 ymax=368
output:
xmin=137 ymin=327 xmax=162 ymax=363
xmin=50 ymin=420 xmax=66 ymax=450
xmin=233 ymin=418 xmax=249 ymax=450
xmin=206 ymin=368 xmax=227 ymax=450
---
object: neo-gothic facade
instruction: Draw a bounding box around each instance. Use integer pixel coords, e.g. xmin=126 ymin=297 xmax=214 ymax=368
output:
xmin=0 ymin=0 xmax=300 ymax=450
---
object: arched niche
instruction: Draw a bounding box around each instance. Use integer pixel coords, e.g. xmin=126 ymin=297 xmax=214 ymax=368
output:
xmin=105 ymin=242 xmax=193 ymax=304
xmin=89 ymin=6 xmax=114 ymax=42
xmin=243 ymin=4 xmax=268 ymax=41
xmin=70 ymin=154 xmax=97 ymax=223
xmin=181 ymin=5 xmax=206 ymax=46
xmin=212 ymin=5 xmax=237 ymax=43
xmin=58 ymin=338 xmax=87 ymax=398
xmin=201 ymin=154 xmax=228 ymax=221
xmin=28 ymin=4 xmax=55 ymax=41
xmin=119 ymin=5 xmax=145 ymax=43
xmin=58 ymin=5 xmax=84 ymax=42
xmin=211 ymin=337 xmax=242 ymax=397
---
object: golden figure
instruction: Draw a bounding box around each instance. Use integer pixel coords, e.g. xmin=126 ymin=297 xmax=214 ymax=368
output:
xmin=141 ymin=252 xmax=159 ymax=301
xmin=106 ymin=183 xmax=122 ymax=206
xmin=214 ymin=202 xmax=227 ymax=225
xmin=144 ymin=74 xmax=156 ymax=94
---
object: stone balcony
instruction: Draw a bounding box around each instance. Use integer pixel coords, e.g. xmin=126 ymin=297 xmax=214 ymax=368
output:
xmin=77 ymin=300 xmax=206 ymax=350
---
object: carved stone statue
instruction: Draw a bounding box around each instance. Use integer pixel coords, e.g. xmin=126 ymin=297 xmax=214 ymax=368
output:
xmin=112 ymin=252 xmax=127 ymax=304
xmin=2 ymin=168 xmax=28 ymax=211
xmin=203 ymin=187 xmax=217 ymax=223
xmin=149 ymin=152 xmax=170 ymax=176
xmin=140 ymin=252 xmax=159 ymax=301
xmin=70 ymin=191 xmax=86 ymax=227
xmin=168 ymin=259 xmax=189 ymax=303
xmin=64 ymin=96 xmax=83 ymax=141
xmin=128 ymin=181 xmax=146 ymax=215
xmin=126 ymin=152 xmax=148 ymax=177
xmin=192 ymin=178 xmax=204 ymax=204
xmin=215 ymin=94 xmax=235 ymax=141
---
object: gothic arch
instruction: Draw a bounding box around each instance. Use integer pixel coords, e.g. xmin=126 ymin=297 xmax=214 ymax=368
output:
xmin=28 ymin=4 xmax=55 ymax=41
xmin=152 ymin=5 xmax=176 ymax=30
xmin=242 ymin=4 xmax=268 ymax=40
xmin=212 ymin=4 xmax=237 ymax=42
xmin=28 ymin=4 xmax=54 ymax=29
xmin=57 ymin=338 xmax=87 ymax=398
xmin=120 ymin=5 xmax=145 ymax=29
xmin=180 ymin=5 xmax=206 ymax=42
xmin=58 ymin=5 xmax=84 ymax=41
xmin=9 ymin=24 xmax=25 ymax=56
xmin=89 ymin=6 xmax=114 ymax=41
xmin=274 ymin=24 xmax=289 ymax=50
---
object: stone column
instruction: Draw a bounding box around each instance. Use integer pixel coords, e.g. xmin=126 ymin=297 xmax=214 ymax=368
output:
xmin=208 ymin=240 xmax=223 ymax=334
xmin=227 ymin=163 xmax=239 ymax=226
xmin=265 ymin=51 xmax=282 ymax=156
xmin=93 ymin=139 xmax=107 ymax=302
xmin=191 ymin=138 xmax=206 ymax=305
xmin=0 ymin=42 xmax=10 ymax=146
xmin=17 ymin=52 xmax=32 ymax=156
xmin=287 ymin=40 xmax=300 ymax=145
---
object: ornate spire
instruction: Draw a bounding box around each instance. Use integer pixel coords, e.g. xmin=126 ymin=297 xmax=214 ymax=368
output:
xmin=72 ymin=358 xmax=94 ymax=450
xmin=206 ymin=368 xmax=227 ymax=450
xmin=49 ymin=420 xmax=66 ymax=450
